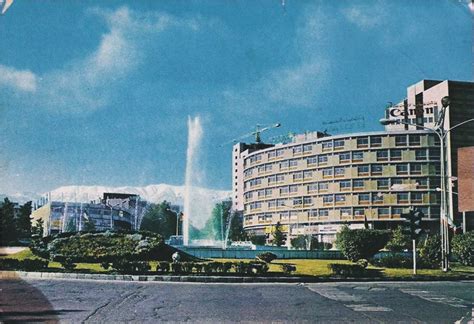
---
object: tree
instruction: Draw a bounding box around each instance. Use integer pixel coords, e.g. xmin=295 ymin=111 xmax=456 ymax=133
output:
xmin=0 ymin=198 xmax=17 ymax=245
xmin=385 ymin=225 xmax=411 ymax=252
xmin=451 ymin=231 xmax=474 ymax=266
xmin=15 ymin=201 xmax=32 ymax=240
xmin=418 ymin=234 xmax=441 ymax=268
xmin=140 ymin=201 xmax=177 ymax=238
xmin=31 ymin=218 xmax=44 ymax=238
xmin=229 ymin=211 xmax=247 ymax=242
xmin=65 ymin=218 xmax=76 ymax=232
xmin=291 ymin=235 xmax=307 ymax=249
xmin=273 ymin=222 xmax=285 ymax=247
xmin=83 ymin=217 xmax=96 ymax=232
xmin=335 ymin=226 xmax=390 ymax=262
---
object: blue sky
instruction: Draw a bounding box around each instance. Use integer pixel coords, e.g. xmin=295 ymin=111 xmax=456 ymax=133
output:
xmin=0 ymin=0 xmax=472 ymax=195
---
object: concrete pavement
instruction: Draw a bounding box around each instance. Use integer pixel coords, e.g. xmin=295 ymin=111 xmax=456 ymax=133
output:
xmin=1 ymin=279 xmax=473 ymax=322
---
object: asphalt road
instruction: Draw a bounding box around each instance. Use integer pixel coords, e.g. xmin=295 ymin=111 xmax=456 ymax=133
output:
xmin=1 ymin=279 xmax=473 ymax=323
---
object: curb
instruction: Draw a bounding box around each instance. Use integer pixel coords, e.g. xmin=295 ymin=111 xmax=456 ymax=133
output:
xmin=1 ymin=271 xmax=473 ymax=283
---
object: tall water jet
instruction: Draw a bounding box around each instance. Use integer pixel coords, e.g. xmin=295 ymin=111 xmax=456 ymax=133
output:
xmin=183 ymin=116 xmax=203 ymax=246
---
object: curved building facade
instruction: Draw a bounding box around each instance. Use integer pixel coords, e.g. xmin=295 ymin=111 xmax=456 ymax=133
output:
xmin=234 ymin=130 xmax=441 ymax=242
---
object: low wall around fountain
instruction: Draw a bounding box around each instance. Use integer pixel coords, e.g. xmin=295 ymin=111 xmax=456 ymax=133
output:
xmin=177 ymin=247 xmax=344 ymax=260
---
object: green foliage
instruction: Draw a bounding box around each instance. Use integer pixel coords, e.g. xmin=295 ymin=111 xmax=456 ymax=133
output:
xmin=385 ymin=226 xmax=411 ymax=252
xmin=356 ymin=259 xmax=368 ymax=268
xmin=65 ymin=218 xmax=76 ymax=233
xmin=335 ymin=226 xmax=390 ymax=262
xmin=140 ymin=201 xmax=177 ymax=238
xmin=281 ymin=263 xmax=296 ymax=275
xmin=16 ymin=201 xmax=32 ymax=240
xmin=328 ymin=263 xmax=366 ymax=277
xmin=372 ymin=254 xmax=412 ymax=268
xmin=110 ymin=260 xmax=151 ymax=274
xmin=256 ymin=252 xmax=277 ymax=263
xmin=31 ymin=231 xmax=167 ymax=263
xmin=291 ymin=235 xmax=307 ymax=249
xmin=0 ymin=258 xmax=48 ymax=271
xmin=57 ymin=257 xmax=77 ymax=270
xmin=0 ymin=198 xmax=17 ymax=245
xmin=273 ymin=221 xmax=285 ymax=247
xmin=248 ymin=234 xmax=266 ymax=246
xmin=451 ymin=232 xmax=473 ymax=266
xmin=157 ymin=261 xmax=170 ymax=273
xmin=418 ymin=234 xmax=441 ymax=269
xmin=82 ymin=217 xmax=96 ymax=232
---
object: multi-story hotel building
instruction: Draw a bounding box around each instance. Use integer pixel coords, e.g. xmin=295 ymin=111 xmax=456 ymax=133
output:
xmin=232 ymin=80 xmax=474 ymax=242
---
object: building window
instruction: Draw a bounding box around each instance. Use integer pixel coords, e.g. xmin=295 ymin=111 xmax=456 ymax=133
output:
xmin=372 ymin=194 xmax=384 ymax=204
xmin=339 ymin=152 xmax=350 ymax=163
xmin=289 ymin=185 xmax=298 ymax=193
xmin=353 ymin=179 xmax=365 ymax=190
xmin=429 ymin=148 xmax=440 ymax=160
xmin=370 ymin=136 xmax=382 ymax=147
xmin=307 ymin=156 xmax=317 ymax=165
xmin=339 ymin=208 xmax=351 ymax=216
xmin=268 ymin=200 xmax=277 ymax=208
xmin=415 ymin=149 xmax=427 ymax=161
xmin=303 ymin=171 xmax=313 ymax=179
xmin=319 ymin=209 xmax=329 ymax=217
xmin=411 ymin=192 xmax=423 ymax=203
xmin=335 ymin=194 xmax=346 ymax=204
xmin=293 ymin=172 xmax=303 ymax=181
xmin=352 ymin=151 xmax=364 ymax=162
xmin=322 ymin=195 xmax=333 ymax=205
xmin=371 ymin=164 xmax=383 ymax=175
xmin=277 ymin=199 xmax=287 ymax=207
xmin=395 ymin=135 xmax=407 ymax=146
xmin=357 ymin=137 xmax=369 ymax=148
xmin=339 ymin=180 xmax=351 ymax=191
xmin=416 ymin=178 xmax=428 ymax=189
xmin=318 ymin=155 xmax=328 ymax=165
xmin=335 ymin=167 xmax=346 ymax=177
xmin=392 ymin=207 xmax=403 ymax=216
xmin=280 ymin=211 xmax=289 ymax=220
xmin=303 ymin=144 xmax=313 ymax=153
xmin=265 ymin=188 xmax=272 ymax=196
xmin=359 ymin=194 xmax=370 ymax=204
xmin=354 ymin=208 xmax=365 ymax=217
xmin=409 ymin=135 xmax=421 ymax=146
xmin=303 ymin=197 xmax=312 ymax=205
xmin=397 ymin=193 xmax=409 ymax=204
xmin=280 ymin=186 xmax=289 ymax=195
xmin=396 ymin=164 xmax=409 ymax=175
xmin=376 ymin=150 xmax=389 ymax=161
xmin=309 ymin=210 xmax=318 ymax=218
xmin=280 ymin=161 xmax=289 ymax=169
xmin=377 ymin=179 xmax=389 ymax=190
xmin=257 ymin=190 xmax=265 ymax=197
xmin=268 ymin=151 xmax=276 ymax=159
xmin=319 ymin=182 xmax=329 ymax=191
xmin=378 ymin=208 xmax=390 ymax=217
xmin=334 ymin=139 xmax=345 ymax=149
xmin=322 ymin=168 xmax=333 ymax=178
xmin=293 ymin=197 xmax=303 ymax=205
xmin=276 ymin=149 xmax=284 ymax=157
xmin=307 ymin=183 xmax=318 ymax=192
xmin=358 ymin=165 xmax=369 ymax=176
xmin=410 ymin=163 xmax=422 ymax=175
xmin=293 ymin=146 xmax=303 ymax=154
xmin=289 ymin=159 xmax=298 ymax=168
xmin=321 ymin=141 xmax=333 ymax=151
xmin=391 ymin=149 xmax=402 ymax=161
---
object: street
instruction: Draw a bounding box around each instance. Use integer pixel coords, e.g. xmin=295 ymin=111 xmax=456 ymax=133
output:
xmin=1 ymin=279 xmax=473 ymax=323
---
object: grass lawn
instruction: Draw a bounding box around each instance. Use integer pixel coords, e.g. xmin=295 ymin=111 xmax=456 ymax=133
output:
xmin=2 ymin=249 xmax=473 ymax=278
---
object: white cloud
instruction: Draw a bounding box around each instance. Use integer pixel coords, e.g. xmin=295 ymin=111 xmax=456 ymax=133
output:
xmin=342 ymin=2 xmax=388 ymax=30
xmin=0 ymin=64 xmax=37 ymax=92
xmin=1 ymin=6 xmax=203 ymax=113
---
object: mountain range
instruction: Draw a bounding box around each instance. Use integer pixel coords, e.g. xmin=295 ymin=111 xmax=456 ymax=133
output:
xmin=1 ymin=184 xmax=232 ymax=205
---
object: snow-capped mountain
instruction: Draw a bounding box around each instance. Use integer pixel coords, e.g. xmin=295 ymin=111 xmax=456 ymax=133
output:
xmin=42 ymin=184 xmax=231 ymax=205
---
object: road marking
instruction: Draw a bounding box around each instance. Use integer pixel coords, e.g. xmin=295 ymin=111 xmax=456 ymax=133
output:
xmin=305 ymin=286 xmax=392 ymax=312
xmin=400 ymin=289 xmax=469 ymax=308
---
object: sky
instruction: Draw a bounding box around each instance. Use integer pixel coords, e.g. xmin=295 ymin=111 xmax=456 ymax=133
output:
xmin=0 ymin=0 xmax=472 ymax=196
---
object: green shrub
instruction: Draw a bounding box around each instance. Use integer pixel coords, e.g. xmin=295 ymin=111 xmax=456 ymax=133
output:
xmin=451 ymin=232 xmax=474 ymax=266
xmin=181 ymin=262 xmax=194 ymax=274
xmin=248 ymin=262 xmax=269 ymax=275
xmin=59 ymin=257 xmax=77 ymax=270
xmin=281 ymin=263 xmax=296 ymax=275
xmin=418 ymin=235 xmax=441 ymax=269
xmin=233 ymin=262 xmax=249 ymax=274
xmin=372 ymin=254 xmax=412 ymax=268
xmin=0 ymin=258 xmax=48 ymax=271
xmin=156 ymin=261 xmax=170 ymax=273
xmin=328 ymin=263 xmax=366 ymax=277
xmin=100 ymin=262 xmax=110 ymax=270
xmin=356 ymin=259 xmax=368 ymax=269
xmin=221 ymin=262 xmax=233 ymax=273
xmin=171 ymin=262 xmax=182 ymax=274
xmin=256 ymin=252 xmax=277 ymax=263
xmin=193 ymin=263 xmax=203 ymax=273
xmin=111 ymin=260 xmax=150 ymax=274
xmin=385 ymin=226 xmax=411 ymax=252
xmin=335 ymin=226 xmax=390 ymax=262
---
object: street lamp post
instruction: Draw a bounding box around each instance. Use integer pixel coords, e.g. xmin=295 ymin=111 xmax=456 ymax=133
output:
xmin=380 ymin=103 xmax=474 ymax=272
